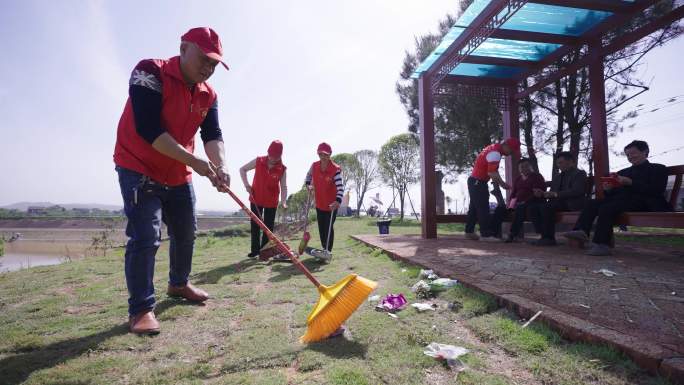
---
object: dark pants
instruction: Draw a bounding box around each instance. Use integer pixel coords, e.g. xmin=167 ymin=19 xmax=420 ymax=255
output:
xmin=527 ymin=200 xmax=569 ymax=240
xmin=574 ymin=198 xmax=647 ymax=245
xmin=490 ymin=206 xmax=507 ymax=238
xmin=316 ymin=208 xmax=337 ymax=251
xmin=466 ymin=177 xmax=494 ymax=237
xmin=250 ymin=203 xmax=277 ymax=255
xmin=509 ymin=200 xmax=543 ymax=237
xmin=117 ymin=166 xmax=197 ymax=316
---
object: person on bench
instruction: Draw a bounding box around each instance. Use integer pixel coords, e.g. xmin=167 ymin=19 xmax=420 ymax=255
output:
xmin=528 ymin=152 xmax=587 ymax=246
xmin=504 ymin=158 xmax=546 ymax=243
xmin=563 ymin=140 xmax=672 ymax=255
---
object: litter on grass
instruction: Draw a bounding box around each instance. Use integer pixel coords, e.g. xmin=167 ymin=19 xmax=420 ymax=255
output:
xmin=411 ymin=302 xmax=438 ymax=312
xmin=419 ymin=269 xmax=439 ymax=280
xmin=412 ymin=280 xmax=432 ymax=299
xmin=522 ymin=310 xmax=543 ymax=328
xmin=423 ymin=343 xmax=469 ymax=370
xmin=375 ymin=293 xmax=407 ymax=312
xmin=368 ymin=295 xmax=381 ymax=303
xmin=429 ymin=278 xmax=459 ymax=292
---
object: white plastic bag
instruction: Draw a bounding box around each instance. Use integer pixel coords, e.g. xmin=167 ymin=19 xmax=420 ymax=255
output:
xmin=423 ymin=342 xmax=469 ymax=369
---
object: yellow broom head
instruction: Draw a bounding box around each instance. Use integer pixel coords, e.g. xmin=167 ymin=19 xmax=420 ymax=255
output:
xmin=299 ymin=274 xmax=378 ymax=343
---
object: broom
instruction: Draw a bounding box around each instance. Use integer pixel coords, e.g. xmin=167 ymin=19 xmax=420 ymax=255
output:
xmin=297 ymin=192 xmax=313 ymax=255
xmin=220 ymin=183 xmax=378 ymax=342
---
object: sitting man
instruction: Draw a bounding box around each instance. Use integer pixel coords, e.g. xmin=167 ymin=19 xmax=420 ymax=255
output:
xmin=528 ymin=152 xmax=587 ymax=246
xmin=563 ymin=140 xmax=672 ymax=255
xmin=504 ymin=158 xmax=546 ymax=243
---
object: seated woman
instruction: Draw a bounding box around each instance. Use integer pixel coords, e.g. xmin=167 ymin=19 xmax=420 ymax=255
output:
xmin=504 ymin=158 xmax=546 ymax=242
xmin=563 ymin=140 xmax=672 ymax=256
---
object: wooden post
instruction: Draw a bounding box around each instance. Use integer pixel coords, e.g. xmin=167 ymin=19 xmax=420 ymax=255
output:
xmin=419 ymin=75 xmax=437 ymax=239
xmin=588 ymin=38 xmax=609 ymax=199
xmin=503 ymin=87 xmax=520 ymax=199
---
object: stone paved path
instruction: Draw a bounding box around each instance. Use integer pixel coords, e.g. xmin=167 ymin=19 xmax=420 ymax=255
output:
xmin=352 ymin=233 xmax=684 ymax=381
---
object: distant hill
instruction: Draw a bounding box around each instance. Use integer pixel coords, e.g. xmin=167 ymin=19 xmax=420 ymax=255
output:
xmin=2 ymin=202 xmax=233 ymax=216
xmin=2 ymin=202 xmax=122 ymax=211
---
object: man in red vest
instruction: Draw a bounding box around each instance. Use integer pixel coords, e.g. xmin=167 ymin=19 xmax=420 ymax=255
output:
xmin=465 ymin=138 xmax=520 ymax=241
xmin=305 ymin=143 xmax=344 ymax=252
xmin=239 ymin=140 xmax=288 ymax=259
xmin=113 ymin=27 xmax=230 ymax=335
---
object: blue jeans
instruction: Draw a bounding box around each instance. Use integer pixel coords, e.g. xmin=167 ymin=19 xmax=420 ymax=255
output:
xmin=116 ymin=166 xmax=197 ymax=316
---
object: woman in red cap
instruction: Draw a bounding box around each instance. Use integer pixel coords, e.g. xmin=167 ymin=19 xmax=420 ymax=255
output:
xmin=305 ymin=142 xmax=344 ymax=253
xmin=240 ymin=140 xmax=288 ymax=258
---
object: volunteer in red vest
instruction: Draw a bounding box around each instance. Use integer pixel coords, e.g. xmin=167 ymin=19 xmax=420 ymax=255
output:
xmin=465 ymin=138 xmax=520 ymax=241
xmin=305 ymin=143 xmax=344 ymax=252
xmin=239 ymin=140 xmax=288 ymax=259
xmin=113 ymin=27 xmax=230 ymax=335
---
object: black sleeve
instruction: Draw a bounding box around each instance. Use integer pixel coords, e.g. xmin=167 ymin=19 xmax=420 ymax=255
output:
xmin=631 ymin=164 xmax=668 ymax=198
xmin=129 ymin=85 xmax=165 ymax=144
xmin=199 ymin=99 xmax=223 ymax=143
xmin=558 ymin=170 xmax=587 ymax=200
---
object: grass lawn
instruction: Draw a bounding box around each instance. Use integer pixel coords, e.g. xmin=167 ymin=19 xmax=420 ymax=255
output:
xmin=0 ymin=217 xmax=672 ymax=384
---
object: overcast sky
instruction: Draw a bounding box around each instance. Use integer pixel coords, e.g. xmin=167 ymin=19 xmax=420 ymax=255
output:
xmin=0 ymin=1 xmax=682 ymax=213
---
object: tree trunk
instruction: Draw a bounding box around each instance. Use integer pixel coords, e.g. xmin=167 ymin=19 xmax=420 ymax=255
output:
xmin=398 ymin=186 xmax=406 ymax=221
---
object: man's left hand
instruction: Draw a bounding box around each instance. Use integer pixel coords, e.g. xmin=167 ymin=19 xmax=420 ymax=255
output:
xmin=329 ymin=201 xmax=340 ymax=210
xmin=211 ymin=164 xmax=230 ymax=192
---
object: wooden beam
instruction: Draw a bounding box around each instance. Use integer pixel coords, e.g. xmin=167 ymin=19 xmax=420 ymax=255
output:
xmin=490 ymin=28 xmax=581 ymax=45
xmin=515 ymin=3 xmax=684 ymax=99
xmin=513 ymin=0 xmax=661 ymax=89
xmin=419 ymin=75 xmax=437 ymax=239
xmin=463 ymin=55 xmax=537 ymax=67
xmin=588 ymin=38 xmax=609 ymax=199
xmin=503 ymin=88 xmax=520 ymax=199
xmin=529 ymin=0 xmax=634 ymax=13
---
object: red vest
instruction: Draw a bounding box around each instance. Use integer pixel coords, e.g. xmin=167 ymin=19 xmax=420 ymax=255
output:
xmin=312 ymin=160 xmax=340 ymax=211
xmin=471 ymin=143 xmax=503 ymax=181
xmin=113 ymin=56 xmax=217 ymax=186
xmin=250 ymin=156 xmax=286 ymax=208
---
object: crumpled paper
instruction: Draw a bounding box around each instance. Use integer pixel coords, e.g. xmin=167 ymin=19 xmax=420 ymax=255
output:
xmin=592 ymin=269 xmax=617 ymax=277
xmin=411 ymin=302 xmax=438 ymax=312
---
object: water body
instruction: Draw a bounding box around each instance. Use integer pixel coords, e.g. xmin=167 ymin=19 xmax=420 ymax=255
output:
xmin=0 ymin=238 xmax=93 ymax=273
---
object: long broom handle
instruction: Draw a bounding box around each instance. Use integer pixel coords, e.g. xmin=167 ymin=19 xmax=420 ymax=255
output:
xmin=221 ymin=183 xmax=322 ymax=288
xmin=325 ymin=207 xmax=336 ymax=251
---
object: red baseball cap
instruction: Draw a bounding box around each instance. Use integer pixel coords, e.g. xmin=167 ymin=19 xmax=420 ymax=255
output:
xmin=504 ymin=137 xmax=521 ymax=156
xmin=267 ymin=140 xmax=283 ymax=158
xmin=181 ymin=27 xmax=229 ymax=70
xmin=317 ymin=142 xmax=332 ymax=155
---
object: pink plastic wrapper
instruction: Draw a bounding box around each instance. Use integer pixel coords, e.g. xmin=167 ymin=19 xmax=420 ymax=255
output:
xmin=376 ymin=293 xmax=407 ymax=312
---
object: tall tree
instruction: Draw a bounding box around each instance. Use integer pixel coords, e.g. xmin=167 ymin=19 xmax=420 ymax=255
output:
xmin=350 ymin=149 xmax=380 ymax=216
xmin=331 ymin=153 xmax=359 ymax=193
xmin=379 ymin=134 xmax=420 ymax=221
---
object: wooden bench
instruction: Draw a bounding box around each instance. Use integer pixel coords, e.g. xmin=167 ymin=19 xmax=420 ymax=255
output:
xmin=436 ymin=165 xmax=684 ymax=229
xmin=554 ymin=165 xmax=684 ymax=229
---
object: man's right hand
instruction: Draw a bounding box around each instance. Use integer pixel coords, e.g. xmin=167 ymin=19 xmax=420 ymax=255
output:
xmin=532 ymin=188 xmax=544 ymax=198
xmin=245 ymin=185 xmax=253 ymax=195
